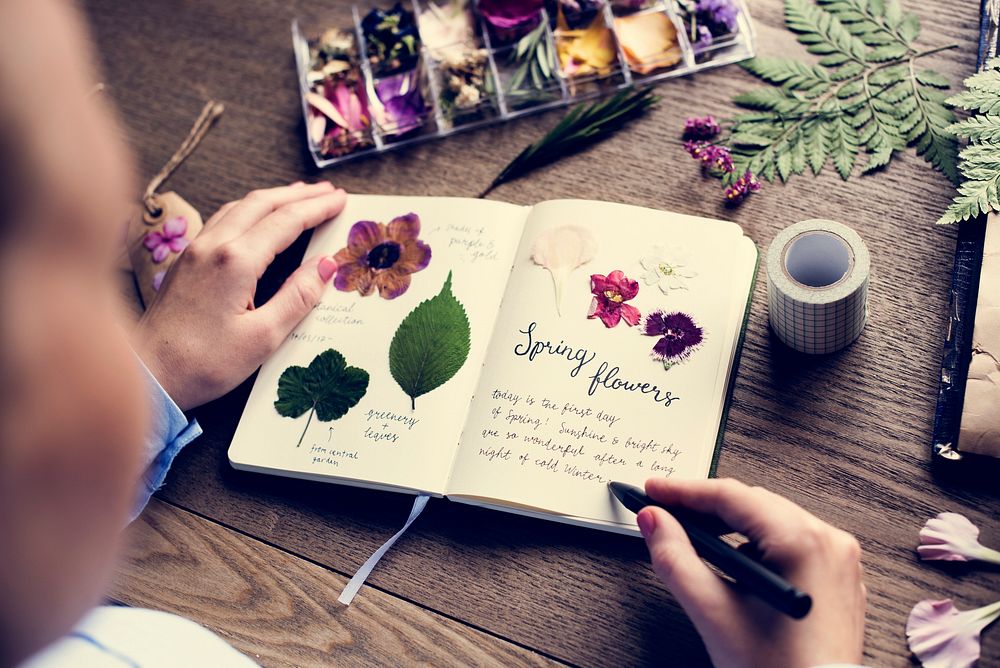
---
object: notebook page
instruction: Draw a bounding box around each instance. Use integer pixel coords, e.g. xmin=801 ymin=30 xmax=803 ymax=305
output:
xmin=229 ymin=195 xmax=527 ymax=495
xmin=446 ymin=200 xmax=745 ymax=520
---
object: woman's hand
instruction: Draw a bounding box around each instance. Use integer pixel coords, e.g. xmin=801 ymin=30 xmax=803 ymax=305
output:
xmin=639 ymin=478 xmax=866 ymax=668
xmin=133 ymin=182 xmax=346 ymax=410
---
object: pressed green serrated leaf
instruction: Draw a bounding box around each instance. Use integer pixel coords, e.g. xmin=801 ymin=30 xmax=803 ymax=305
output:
xmin=776 ymin=149 xmax=793 ymax=182
xmin=730 ymin=133 xmax=775 ymax=147
xmin=389 ymin=272 xmax=471 ymax=409
xmin=916 ymin=69 xmax=950 ymax=89
xmin=861 ymin=145 xmax=893 ymax=173
xmin=275 ymin=349 xmax=370 ymax=447
xmin=866 ymin=43 xmax=908 ymax=62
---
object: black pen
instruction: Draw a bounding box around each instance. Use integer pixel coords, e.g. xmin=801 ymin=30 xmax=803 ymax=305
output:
xmin=609 ymin=481 xmax=812 ymax=619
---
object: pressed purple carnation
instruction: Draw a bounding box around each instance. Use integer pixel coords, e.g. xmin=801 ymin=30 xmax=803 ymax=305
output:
xmin=683 ymin=115 xmax=721 ymax=140
xmin=643 ymin=310 xmax=704 ymax=367
xmin=724 ymin=170 xmax=761 ymax=205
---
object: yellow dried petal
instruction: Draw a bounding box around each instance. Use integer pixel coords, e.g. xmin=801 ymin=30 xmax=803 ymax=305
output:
xmin=557 ymin=14 xmax=616 ymax=76
xmin=614 ymin=12 xmax=681 ymax=75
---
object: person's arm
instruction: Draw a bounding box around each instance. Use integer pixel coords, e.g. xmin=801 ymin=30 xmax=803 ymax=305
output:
xmin=128 ymin=182 xmax=346 ymax=518
xmin=129 ymin=357 xmax=202 ymax=520
xmin=638 ymin=477 xmax=867 ymax=668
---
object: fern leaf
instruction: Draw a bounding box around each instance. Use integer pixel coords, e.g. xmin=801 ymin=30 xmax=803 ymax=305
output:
xmin=785 ymin=0 xmax=867 ymax=64
xmin=947 ymin=115 xmax=1000 ymax=142
xmin=823 ymin=105 xmax=860 ymax=179
xmin=740 ymin=57 xmax=831 ymax=91
xmin=917 ymin=69 xmax=950 ymax=89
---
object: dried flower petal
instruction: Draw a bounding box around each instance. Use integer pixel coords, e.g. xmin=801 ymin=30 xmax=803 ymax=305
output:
xmin=696 ymin=0 xmax=739 ymax=34
xmin=907 ymin=598 xmax=1000 ymax=668
xmin=614 ymin=12 xmax=681 ymax=74
xmin=918 ymin=513 xmax=1000 ymax=565
xmin=419 ymin=2 xmax=476 ymax=64
xmin=531 ymin=225 xmax=598 ymax=316
xmin=557 ymin=12 xmax=617 ymax=78
xmin=479 ymin=0 xmax=543 ymax=41
xmin=374 ymin=70 xmax=428 ymax=136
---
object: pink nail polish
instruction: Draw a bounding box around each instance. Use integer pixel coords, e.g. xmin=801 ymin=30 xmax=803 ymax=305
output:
xmin=637 ymin=509 xmax=656 ymax=539
xmin=318 ymin=257 xmax=338 ymax=282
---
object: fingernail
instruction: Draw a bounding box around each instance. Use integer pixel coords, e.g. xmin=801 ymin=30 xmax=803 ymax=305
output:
xmin=291 ymin=181 xmax=305 ymax=187
xmin=637 ymin=508 xmax=657 ymax=539
xmin=318 ymin=256 xmax=338 ymax=282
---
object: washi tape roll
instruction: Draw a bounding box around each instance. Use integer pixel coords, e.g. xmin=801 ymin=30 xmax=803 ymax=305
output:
xmin=766 ymin=219 xmax=870 ymax=355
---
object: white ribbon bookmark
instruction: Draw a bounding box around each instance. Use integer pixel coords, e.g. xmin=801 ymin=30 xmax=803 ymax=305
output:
xmin=338 ymin=494 xmax=430 ymax=605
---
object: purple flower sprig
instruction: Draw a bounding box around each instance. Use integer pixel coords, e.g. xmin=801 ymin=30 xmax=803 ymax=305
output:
xmin=724 ymin=170 xmax=761 ymax=205
xmin=681 ymin=117 xmax=762 ymax=205
xmin=684 ymin=140 xmax=734 ymax=175
xmin=683 ymin=115 xmax=721 ymax=140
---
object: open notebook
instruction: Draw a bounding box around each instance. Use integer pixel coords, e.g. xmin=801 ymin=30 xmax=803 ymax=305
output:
xmin=229 ymin=195 xmax=757 ymax=535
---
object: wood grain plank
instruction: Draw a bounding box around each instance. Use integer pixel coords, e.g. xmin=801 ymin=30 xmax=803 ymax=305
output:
xmin=79 ymin=0 xmax=1000 ymax=666
xmin=111 ymin=499 xmax=561 ymax=668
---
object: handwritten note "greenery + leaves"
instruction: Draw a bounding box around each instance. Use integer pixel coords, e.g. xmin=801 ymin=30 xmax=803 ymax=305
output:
xmin=275 ymin=349 xmax=370 ymax=447
xmin=389 ymin=271 xmax=471 ymax=409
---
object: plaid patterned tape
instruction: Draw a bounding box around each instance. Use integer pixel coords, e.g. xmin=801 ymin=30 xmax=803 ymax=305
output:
xmin=766 ymin=219 xmax=871 ymax=355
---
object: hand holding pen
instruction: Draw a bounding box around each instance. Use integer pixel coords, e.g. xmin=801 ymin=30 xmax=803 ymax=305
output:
xmin=625 ymin=478 xmax=866 ymax=668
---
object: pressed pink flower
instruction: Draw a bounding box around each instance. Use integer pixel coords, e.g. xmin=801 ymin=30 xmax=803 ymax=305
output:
xmin=333 ymin=214 xmax=431 ymax=300
xmin=143 ymin=216 xmax=189 ymax=264
xmin=918 ymin=513 xmax=1000 ymax=565
xmin=588 ymin=270 xmax=641 ymax=328
xmin=906 ymin=598 xmax=1000 ymax=668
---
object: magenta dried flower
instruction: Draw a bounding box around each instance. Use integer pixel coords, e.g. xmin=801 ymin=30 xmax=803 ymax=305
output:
xmin=724 ymin=170 xmax=761 ymax=204
xmin=643 ymin=310 xmax=704 ymax=369
xmin=906 ymin=598 xmax=1000 ymax=668
xmin=685 ymin=140 xmax=734 ymax=174
xmin=918 ymin=512 xmax=1000 ymax=565
xmin=683 ymin=115 xmax=720 ymax=140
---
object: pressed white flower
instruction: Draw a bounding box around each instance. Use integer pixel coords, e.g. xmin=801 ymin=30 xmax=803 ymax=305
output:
xmin=639 ymin=245 xmax=697 ymax=293
xmin=907 ymin=598 xmax=1000 ymax=668
xmin=918 ymin=512 xmax=1000 ymax=564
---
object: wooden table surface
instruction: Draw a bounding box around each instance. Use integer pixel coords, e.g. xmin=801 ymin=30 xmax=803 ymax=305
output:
xmin=83 ymin=0 xmax=999 ymax=666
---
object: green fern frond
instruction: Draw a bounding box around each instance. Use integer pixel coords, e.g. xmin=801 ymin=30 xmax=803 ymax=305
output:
xmin=711 ymin=0 xmax=958 ymax=190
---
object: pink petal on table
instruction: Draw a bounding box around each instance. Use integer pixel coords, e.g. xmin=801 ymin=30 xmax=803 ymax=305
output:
xmin=918 ymin=512 xmax=1000 ymax=564
xmin=152 ymin=271 xmax=166 ymax=292
xmin=906 ymin=598 xmax=1000 ymax=668
xmin=162 ymin=215 xmax=188 ymax=238
xmin=166 ymin=236 xmax=189 ymax=253
xmin=151 ymin=244 xmax=170 ymax=264
xmin=143 ymin=232 xmax=164 ymax=250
